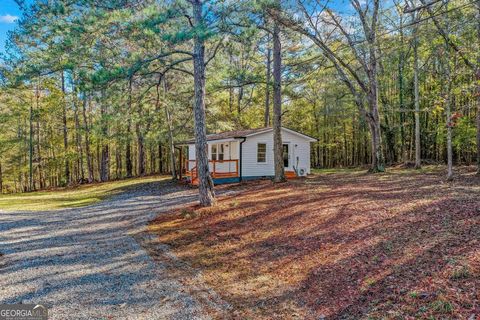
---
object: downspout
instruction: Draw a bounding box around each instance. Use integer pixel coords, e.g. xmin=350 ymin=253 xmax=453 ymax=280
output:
xmin=238 ymin=137 xmax=247 ymax=182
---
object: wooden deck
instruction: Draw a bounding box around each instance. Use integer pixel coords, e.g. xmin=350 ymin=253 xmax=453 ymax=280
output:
xmin=185 ymin=159 xmax=298 ymax=185
xmin=285 ymin=171 xmax=298 ymax=179
xmin=185 ymin=159 xmax=239 ymax=185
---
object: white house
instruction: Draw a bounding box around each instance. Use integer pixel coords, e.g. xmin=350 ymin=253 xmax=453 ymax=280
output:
xmin=180 ymin=127 xmax=317 ymax=185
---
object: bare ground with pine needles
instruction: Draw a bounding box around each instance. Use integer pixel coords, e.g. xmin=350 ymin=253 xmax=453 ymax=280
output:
xmin=148 ymin=167 xmax=480 ymax=319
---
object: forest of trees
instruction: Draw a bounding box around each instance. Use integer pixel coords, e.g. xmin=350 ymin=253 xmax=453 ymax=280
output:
xmin=0 ymin=0 xmax=479 ymax=198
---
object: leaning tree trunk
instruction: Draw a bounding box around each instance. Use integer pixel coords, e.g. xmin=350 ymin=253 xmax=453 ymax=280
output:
xmin=192 ymin=0 xmax=215 ymax=206
xmin=272 ymin=6 xmax=285 ymax=183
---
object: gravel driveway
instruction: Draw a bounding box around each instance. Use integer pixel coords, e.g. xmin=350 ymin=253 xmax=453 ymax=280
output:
xmin=0 ymin=180 xmax=227 ymax=319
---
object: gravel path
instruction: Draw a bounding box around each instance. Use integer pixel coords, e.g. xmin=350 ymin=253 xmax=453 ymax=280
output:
xmin=0 ymin=180 xmax=228 ymax=320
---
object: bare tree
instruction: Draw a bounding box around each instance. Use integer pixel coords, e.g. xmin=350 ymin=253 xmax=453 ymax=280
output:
xmin=408 ymin=0 xmax=422 ymax=169
xmin=419 ymin=0 xmax=480 ymax=174
xmin=271 ymin=0 xmax=385 ymax=172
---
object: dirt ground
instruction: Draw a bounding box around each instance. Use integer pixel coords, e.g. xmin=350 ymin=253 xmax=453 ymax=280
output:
xmin=148 ymin=167 xmax=480 ymax=319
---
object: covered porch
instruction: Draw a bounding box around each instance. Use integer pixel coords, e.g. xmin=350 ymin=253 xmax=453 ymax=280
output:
xmin=183 ymin=139 xmax=241 ymax=185
xmin=185 ymin=159 xmax=240 ymax=185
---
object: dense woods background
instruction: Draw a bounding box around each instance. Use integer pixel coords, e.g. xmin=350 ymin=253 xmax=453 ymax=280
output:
xmin=0 ymin=0 xmax=479 ymax=193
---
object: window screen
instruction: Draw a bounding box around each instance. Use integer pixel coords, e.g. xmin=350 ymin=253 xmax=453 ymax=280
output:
xmin=211 ymin=144 xmax=217 ymax=161
xmin=257 ymin=143 xmax=266 ymax=163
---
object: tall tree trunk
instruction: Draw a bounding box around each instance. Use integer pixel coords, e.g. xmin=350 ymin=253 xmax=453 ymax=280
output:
xmin=398 ymin=18 xmax=407 ymax=164
xmin=0 ymin=161 xmax=3 ymax=194
xmin=399 ymin=59 xmax=407 ymax=163
xmin=35 ymin=81 xmax=45 ymax=189
xmin=136 ymin=79 xmax=147 ymax=177
xmin=444 ymin=2 xmax=453 ymax=180
xmin=192 ymin=0 xmax=215 ymax=206
xmin=272 ymin=3 xmax=285 ymax=183
xmin=36 ymin=117 xmax=44 ymax=188
xmin=367 ymin=58 xmax=384 ymax=172
xmin=116 ymin=147 xmax=122 ymax=179
xmin=100 ymin=96 xmax=109 ymax=182
xmin=413 ymin=24 xmax=421 ymax=169
xmin=476 ymin=2 xmax=480 ymax=174
xmin=82 ymin=96 xmax=94 ymax=183
xmin=100 ymin=142 xmax=109 ymax=182
xmin=61 ymin=71 xmax=70 ymax=185
xmin=136 ymin=122 xmax=145 ymax=176
xmin=264 ymin=47 xmax=271 ymax=127
xmin=73 ymin=80 xmax=84 ymax=182
xmin=74 ymin=101 xmax=84 ymax=182
xmin=126 ymin=78 xmax=133 ymax=178
xmin=446 ymin=97 xmax=453 ymax=180
xmin=163 ymin=77 xmax=177 ymax=180
xmin=158 ymin=144 xmax=163 ymax=174
xmin=126 ymin=122 xmax=133 ymax=178
xmin=445 ymin=65 xmax=453 ymax=180
xmin=29 ymin=86 xmax=34 ymax=191
xmin=367 ymin=1 xmax=384 ymax=172
xmin=237 ymin=87 xmax=243 ymax=117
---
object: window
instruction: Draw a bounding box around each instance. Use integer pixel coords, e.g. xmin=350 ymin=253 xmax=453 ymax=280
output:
xmin=211 ymin=144 xmax=217 ymax=161
xmin=218 ymin=144 xmax=224 ymax=161
xmin=257 ymin=143 xmax=266 ymax=163
xmin=211 ymin=144 xmax=224 ymax=161
xmin=283 ymin=144 xmax=289 ymax=167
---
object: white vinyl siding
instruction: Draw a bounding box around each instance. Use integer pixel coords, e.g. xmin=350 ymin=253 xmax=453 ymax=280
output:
xmin=187 ymin=128 xmax=312 ymax=177
xmin=241 ymin=129 xmax=312 ymax=177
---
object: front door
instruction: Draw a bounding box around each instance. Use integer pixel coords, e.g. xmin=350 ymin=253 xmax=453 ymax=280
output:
xmin=283 ymin=144 xmax=289 ymax=168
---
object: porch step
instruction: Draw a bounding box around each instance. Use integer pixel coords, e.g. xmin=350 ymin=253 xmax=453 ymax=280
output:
xmin=285 ymin=171 xmax=298 ymax=179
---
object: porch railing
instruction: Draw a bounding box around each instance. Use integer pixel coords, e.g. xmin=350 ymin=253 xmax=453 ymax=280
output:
xmin=185 ymin=159 xmax=239 ymax=183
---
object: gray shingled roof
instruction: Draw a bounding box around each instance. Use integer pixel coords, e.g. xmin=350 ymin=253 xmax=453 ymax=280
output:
xmin=179 ymin=127 xmax=272 ymax=145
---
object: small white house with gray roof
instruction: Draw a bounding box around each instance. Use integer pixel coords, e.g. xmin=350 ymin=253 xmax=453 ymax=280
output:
xmin=179 ymin=127 xmax=317 ymax=185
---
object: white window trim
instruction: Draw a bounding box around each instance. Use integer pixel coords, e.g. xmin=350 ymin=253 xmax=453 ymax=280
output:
xmin=257 ymin=142 xmax=268 ymax=164
xmin=211 ymin=143 xmax=225 ymax=161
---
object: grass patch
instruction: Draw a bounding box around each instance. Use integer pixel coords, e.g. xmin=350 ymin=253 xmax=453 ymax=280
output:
xmin=450 ymin=265 xmax=471 ymax=280
xmin=0 ymin=175 xmax=168 ymax=211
